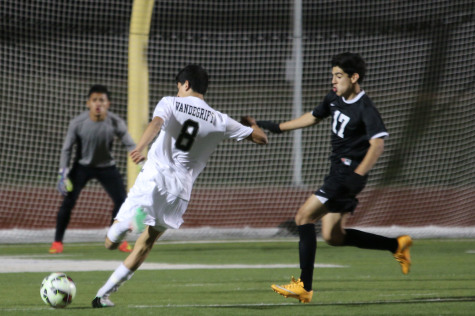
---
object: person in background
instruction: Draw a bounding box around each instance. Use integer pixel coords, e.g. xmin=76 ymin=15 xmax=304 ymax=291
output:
xmin=50 ymin=84 xmax=138 ymax=254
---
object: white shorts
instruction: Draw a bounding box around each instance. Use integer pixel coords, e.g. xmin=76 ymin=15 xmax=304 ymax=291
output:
xmin=115 ymin=162 xmax=189 ymax=231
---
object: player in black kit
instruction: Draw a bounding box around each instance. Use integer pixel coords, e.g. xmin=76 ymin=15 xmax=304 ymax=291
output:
xmin=257 ymin=53 xmax=412 ymax=303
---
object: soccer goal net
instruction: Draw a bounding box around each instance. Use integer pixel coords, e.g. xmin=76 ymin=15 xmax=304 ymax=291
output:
xmin=1 ymin=0 xmax=474 ymax=243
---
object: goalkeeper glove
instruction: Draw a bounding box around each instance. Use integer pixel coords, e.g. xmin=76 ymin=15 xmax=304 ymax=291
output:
xmin=256 ymin=120 xmax=282 ymax=134
xmin=57 ymin=168 xmax=73 ymax=196
xmin=343 ymin=172 xmax=366 ymax=196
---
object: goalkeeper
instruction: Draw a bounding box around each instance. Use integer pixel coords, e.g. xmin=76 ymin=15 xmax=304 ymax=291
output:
xmin=50 ymin=85 xmax=138 ymax=254
xmin=260 ymin=53 xmax=412 ymax=303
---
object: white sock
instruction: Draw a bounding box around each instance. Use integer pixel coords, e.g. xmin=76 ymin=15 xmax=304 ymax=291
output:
xmin=96 ymin=263 xmax=134 ymax=298
xmin=107 ymin=220 xmax=131 ymax=243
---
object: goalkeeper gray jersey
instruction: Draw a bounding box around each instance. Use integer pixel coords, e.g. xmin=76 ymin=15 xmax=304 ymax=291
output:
xmin=59 ymin=111 xmax=136 ymax=169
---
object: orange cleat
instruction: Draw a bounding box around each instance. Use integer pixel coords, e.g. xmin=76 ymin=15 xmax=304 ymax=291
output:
xmin=49 ymin=241 xmax=64 ymax=254
xmin=118 ymin=241 xmax=132 ymax=253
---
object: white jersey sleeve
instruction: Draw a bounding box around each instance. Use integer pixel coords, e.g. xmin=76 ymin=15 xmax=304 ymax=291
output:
xmin=153 ymin=97 xmax=174 ymax=127
xmin=224 ymin=115 xmax=253 ymax=141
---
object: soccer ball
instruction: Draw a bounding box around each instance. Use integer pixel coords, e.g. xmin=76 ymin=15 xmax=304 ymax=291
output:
xmin=40 ymin=272 xmax=76 ymax=308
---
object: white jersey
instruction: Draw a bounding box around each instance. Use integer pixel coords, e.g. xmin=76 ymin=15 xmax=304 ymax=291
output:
xmin=147 ymin=96 xmax=253 ymax=200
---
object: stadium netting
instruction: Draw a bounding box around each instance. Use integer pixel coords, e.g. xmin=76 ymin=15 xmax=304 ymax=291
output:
xmin=1 ymin=0 xmax=474 ymax=243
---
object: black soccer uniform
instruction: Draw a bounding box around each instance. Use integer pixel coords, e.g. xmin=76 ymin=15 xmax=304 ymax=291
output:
xmin=312 ymin=90 xmax=388 ymax=213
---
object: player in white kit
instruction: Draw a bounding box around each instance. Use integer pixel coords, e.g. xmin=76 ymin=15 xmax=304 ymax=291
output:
xmin=92 ymin=65 xmax=268 ymax=307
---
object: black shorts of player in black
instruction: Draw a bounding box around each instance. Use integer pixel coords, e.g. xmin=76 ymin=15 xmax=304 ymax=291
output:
xmin=315 ymin=158 xmax=367 ymax=213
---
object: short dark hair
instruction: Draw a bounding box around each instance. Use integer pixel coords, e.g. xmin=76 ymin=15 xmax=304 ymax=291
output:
xmin=88 ymin=84 xmax=110 ymax=100
xmin=331 ymin=52 xmax=366 ymax=83
xmin=175 ymin=64 xmax=209 ymax=95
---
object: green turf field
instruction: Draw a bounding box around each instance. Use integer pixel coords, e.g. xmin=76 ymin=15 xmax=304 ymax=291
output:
xmin=0 ymin=239 xmax=474 ymax=315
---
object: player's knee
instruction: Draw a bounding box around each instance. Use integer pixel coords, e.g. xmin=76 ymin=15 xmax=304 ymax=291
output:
xmin=322 ymin=231 xmax=345 ymax=246
xmin=324 ymin=236 xmax=345 ymax=246
xmin=294 ymin=213 xmax=304 ymax=226
xmin=295 ymin=212 xmax=313 ymax=226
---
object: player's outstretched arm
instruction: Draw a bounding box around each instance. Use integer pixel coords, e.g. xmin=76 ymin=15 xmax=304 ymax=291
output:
xmin=130 ymin=116 xmax=164 ymax=164
xmin=257 ymin=112 xmax=320 ymax=134
xmin=241 ymin=116 xmax=268 ymax=145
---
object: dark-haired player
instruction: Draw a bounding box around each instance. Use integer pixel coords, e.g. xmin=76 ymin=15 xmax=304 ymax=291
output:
xmin=259 ymin=53 xmax=412 ymax=303
xmin=92 ymin=65 xmax=268 ymax=307
xmin=50 ymin=85 xmax=138 ymax=254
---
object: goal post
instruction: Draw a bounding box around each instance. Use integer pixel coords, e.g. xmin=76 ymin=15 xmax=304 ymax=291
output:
xmin=127 ymin=0 xmax=155 ymax=189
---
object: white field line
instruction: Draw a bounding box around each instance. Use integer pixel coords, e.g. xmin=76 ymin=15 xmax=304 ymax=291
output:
xmin=2 ymin=226 xmax=475 ymax=244
xmin=0 ymin=256 xmax=346 ymax=273
xmin=129 ymin=296 xmax=475 ymax=308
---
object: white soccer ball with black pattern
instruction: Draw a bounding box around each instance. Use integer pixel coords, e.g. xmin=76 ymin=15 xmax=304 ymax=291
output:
xmin=40 ymin=272 xmax=76 ymax=308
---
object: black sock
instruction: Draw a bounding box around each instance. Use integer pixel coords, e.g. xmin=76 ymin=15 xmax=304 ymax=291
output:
xmin=54 ymin=208 xmax=71 ymax=242
xmin=344 ymin=229 xmax=398 ymax=253
xmin=298 ymin=223 xmax=316 ymax=291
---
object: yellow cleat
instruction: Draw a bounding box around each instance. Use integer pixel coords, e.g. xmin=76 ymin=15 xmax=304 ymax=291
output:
xmin=394 ymin=235 xmax=413 ymax=274
xmin=271 ymin=277 xmax=313 ymax=303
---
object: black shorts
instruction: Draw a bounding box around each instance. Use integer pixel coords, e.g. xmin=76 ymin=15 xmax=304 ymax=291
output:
xmin=314 ymin=158 xmax=368 ymax=213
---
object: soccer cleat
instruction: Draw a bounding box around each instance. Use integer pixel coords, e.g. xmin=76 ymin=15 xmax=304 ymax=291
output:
xmin=394 ymin=235 xmax=413 ymax=274
xmin=271 ymin=277 xmax=313 ymax=303
xmin=92 ymin=296 xmax=115 ymax=308
xmin=118 ymin=241 xmax=132 ymax=253
xmin=131 ymin=207 xmax=146 ymax=234
xmin=49 ymin=241 xmax=63 ymax=254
